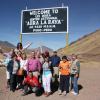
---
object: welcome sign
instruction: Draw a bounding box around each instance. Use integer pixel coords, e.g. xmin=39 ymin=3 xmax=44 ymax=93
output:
xmin=21 ymin=7 xmax=68 ymax=34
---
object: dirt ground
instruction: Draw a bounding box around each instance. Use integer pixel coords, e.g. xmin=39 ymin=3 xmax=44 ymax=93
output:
xmin=0 ymin=61 xmax=100 ymax=100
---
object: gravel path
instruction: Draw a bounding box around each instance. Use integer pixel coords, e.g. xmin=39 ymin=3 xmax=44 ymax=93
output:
xmin=0 ymin=62 xmax=100 ymax=100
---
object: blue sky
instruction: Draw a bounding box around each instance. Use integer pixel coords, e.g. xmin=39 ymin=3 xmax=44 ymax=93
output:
xmin=0 ymin=0 xmax=100 ymax=50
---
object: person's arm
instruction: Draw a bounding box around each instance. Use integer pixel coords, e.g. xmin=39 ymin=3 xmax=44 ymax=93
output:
xmin=58 ymin=57 xmax=61 ymax=62
xmin=37 ymin=60 xmax=42 ymax=72
xmin=23 ymin=77 xmax=28 ymax=85
xmin=67 ymin=62 xmax=70 ymax=74
xmin=58 ymin=62 xmax=62 ymax=71
xmin=7 ymin=60 xmax=12 ymax=73
xmin=76 ymin=61 xmax=80 ymax=73
xmin=23 ymin=60 xmax=28 ymax=70
xmin=56 ymin=57 xmax=61 ymax=67
xmin=75 ymin=61 xmax=80 ymax=78
xmin=26 ymin=59 xmax=29 ymax=73
xmin=58 ymin=62 xmax=62 ymax=77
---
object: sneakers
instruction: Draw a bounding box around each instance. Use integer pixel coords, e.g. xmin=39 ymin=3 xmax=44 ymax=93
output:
xmin=21 ymin=92 xmax=27 ymax=96
xmin=71 ymin=91 xmax=78 ymax=96
xmin=62 ymin=91 xmax=67 ymax=96
xmin=58 ymin=90 xmax=67 ymax=96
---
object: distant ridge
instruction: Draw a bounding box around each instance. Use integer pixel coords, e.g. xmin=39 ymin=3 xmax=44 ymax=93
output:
xmin=28 ymin=45 xmax=53 ymax=54
xmin=0 ymin=41 xmax=15 ymax=52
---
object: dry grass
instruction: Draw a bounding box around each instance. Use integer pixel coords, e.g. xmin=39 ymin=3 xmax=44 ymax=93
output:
xmin=58 ymin=30 xmax=100 ymax=62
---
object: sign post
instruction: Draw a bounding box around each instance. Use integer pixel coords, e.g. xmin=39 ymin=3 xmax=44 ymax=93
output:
xmin=66 ymin=6 xmax=69 ymax=52
xmin=20 ymin=33 xmax=22 ymax=43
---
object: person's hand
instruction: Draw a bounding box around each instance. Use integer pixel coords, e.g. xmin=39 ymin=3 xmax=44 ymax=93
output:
xmin=58 ymin=78 xmax=60 ymax=82
xmin=34 ymin=83 xmax=38 ymax=86
xmin=75 ymin=74 xmax=79 ymax=78
xmin=22 ymin=81 xmax=25 ymax=85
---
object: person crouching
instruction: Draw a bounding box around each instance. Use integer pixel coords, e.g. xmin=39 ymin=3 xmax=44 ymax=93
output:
xmin=22 ymin=71 xmax=41 ymax=96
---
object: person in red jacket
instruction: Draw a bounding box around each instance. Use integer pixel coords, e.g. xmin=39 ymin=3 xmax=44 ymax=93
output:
xmin=22 ymin=71 xmax=41 ymax=96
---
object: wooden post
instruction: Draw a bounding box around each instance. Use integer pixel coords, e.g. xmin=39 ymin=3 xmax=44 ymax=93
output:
xmin=66 ymin=32 xmax=69 ymax=47
xmin=20 ymin=33 xmax=22 ymax=43
xmin=66 ymin=32 xmax=69 ymax=54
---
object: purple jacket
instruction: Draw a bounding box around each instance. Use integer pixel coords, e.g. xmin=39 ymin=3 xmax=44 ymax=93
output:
xmin=26 ymin=58 xmax=41 ymax=72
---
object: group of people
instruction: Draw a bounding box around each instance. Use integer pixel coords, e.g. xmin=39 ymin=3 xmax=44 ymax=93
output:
xmin=1 ymin=42 xmax=80 ymax=97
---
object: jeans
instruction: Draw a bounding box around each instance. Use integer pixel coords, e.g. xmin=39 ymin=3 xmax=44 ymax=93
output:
xmin=23 ymin=84 xmax=38 ymax=94
xmin=71 ymin=75 xmax=78 ymax=93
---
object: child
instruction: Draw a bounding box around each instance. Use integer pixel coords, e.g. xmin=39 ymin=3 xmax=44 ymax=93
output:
xmin=42 ymin=57 xmax=52 ymax=97
xmin=22 ymin=71 xmax=41 ymax=96
xmin=58 ymin=56 xmax=70 ymax=96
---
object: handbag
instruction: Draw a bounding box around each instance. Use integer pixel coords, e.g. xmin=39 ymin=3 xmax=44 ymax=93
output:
xmin=17 ymin=68 xmax=24 ymax=75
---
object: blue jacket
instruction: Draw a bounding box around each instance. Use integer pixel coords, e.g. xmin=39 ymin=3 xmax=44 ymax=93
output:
xmin=50 ymin=55 xmax=61 ymax=67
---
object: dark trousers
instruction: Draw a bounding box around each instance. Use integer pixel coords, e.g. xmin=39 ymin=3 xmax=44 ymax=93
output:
xmin=17 ymin=75 xmax=24 ymax=88
xmin=59 ymin=75 xmax=70 ymax=93
xmin=7 ymin=79 xmax=10 ymax=87
xmin=23 ymin=84 xmax=38 ymax=95
xmin=10 ymin=74 xmax=17 ymax=92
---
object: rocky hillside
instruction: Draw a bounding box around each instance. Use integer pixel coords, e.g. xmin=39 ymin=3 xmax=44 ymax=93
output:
xmin=0 ymin=41 xmax=15 ymax=52
xmin=0 ymin=41 xmax=15 ymax=60
xmin=58 ymin=29 xmax=100 ymax=62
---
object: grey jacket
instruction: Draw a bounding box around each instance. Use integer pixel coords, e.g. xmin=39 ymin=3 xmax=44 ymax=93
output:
xmin=70 ymin=59 xmax=80 ymax=75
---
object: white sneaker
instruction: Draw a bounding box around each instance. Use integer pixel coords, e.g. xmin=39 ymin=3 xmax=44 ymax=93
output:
xmin=73 ymin=92 xmax=78 ymax=96
xmin=71 ymin=91 xmax=78 ymax=95
xmin=62 ymin=91 xmax=67 ymax=96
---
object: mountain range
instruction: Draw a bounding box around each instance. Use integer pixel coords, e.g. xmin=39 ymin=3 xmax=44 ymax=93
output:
xmin=0 ymin=40 xmax=53 ymax=54
xmin=0 ymin=29 xmax=100 ymax=62
xmin=58 ymin=29 xmax=100 ymax=62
